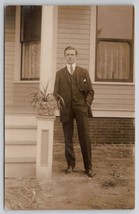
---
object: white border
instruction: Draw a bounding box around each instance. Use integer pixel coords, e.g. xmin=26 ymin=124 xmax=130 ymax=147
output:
xmin=1 ymin=1 xmax=139 ymax=214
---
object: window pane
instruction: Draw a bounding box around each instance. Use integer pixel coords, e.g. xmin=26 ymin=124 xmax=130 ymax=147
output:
xmin=96 ymin=41 xmax=131 ymax=81
xmin=97 ymin=6 xmax=133 ymax=40
xmin=21 ymin=6 xmax=42 ymax=41
xmin=96 ymin=6 xmax=134 ymax=83
xmin=21 ymin=41 xmax=40 ymax=80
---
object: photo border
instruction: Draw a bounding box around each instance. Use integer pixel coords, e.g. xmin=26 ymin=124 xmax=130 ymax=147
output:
xmin=1 ymin=0 xmax=139 ymax=214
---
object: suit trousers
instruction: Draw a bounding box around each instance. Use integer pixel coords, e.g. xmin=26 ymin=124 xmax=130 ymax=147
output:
xmin=62 ymin=108 xmax=92 ymax=171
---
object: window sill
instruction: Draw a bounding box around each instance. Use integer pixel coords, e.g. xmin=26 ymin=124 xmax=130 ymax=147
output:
xmin=14 ymin=80 xmax=40 ymax=84
xmin=92 ymin=81 xmax=135 ymax=86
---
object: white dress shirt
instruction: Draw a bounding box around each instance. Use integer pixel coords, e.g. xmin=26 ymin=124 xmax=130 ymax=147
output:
xmin=67 ymin=63 xmax=76 ymax=74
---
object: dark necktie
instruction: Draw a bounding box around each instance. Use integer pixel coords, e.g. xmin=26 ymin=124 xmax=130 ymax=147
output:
xmin=70 ymin=65 xmax=73 ymax=75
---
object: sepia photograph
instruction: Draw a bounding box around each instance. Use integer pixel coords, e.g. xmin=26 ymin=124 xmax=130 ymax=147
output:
xmin=4 ymin=5 xmax=135 ymax=210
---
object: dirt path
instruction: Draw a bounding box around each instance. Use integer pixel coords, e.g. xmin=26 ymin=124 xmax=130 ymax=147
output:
xmin=5 ymin=144 xmax=135 ymax=210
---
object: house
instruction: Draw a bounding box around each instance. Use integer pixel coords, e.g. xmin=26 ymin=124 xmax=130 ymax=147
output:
xmin=5 ymin=5 xmax=135 ymax=177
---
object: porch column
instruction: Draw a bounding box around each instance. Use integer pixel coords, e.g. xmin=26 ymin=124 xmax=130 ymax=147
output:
xmin=36 ymin=6 xmax=58 ymax=180
xmin=39 ymin=6 xmax=58 ymax=92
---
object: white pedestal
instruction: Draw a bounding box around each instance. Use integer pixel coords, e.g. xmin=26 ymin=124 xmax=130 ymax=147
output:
xmin=36 ymin=115 xmax=55 ymax=180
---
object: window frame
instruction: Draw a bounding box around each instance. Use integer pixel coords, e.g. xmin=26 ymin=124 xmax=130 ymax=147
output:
xmin=95 ymin=38 xmax=133 ymax=83
xmin=14 ymin=6 xmax=40 ymax=83
xmin=89 ymin=6 xmax=134 ymax=86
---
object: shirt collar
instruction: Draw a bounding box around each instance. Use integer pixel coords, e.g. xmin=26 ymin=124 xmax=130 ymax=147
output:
xmin=67 ymin=63 xmax=76 ymax=73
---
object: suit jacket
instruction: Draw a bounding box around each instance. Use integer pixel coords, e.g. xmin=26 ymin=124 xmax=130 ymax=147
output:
xmin=54 ymin=66 xmax=94 ymax=122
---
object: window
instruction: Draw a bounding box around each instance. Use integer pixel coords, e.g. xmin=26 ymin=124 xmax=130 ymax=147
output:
xmin=96 ymin=6 xmax=134 ymax=82
xmin=20 ymin=6 xmax=42 ymax=80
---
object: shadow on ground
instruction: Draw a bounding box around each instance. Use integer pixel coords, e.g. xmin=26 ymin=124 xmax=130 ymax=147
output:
xmin=5 ymin=143 xmax=135 ymax=210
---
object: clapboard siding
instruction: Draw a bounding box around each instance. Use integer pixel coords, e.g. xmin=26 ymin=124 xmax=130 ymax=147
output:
xmin=57 ymin=43 xmax=90 ymax=51
xmin=5 ymin=7 xmax=16 ymax=106
xmin=58 ymin=23 xmax=90 ymax=30
xmin=5 ymin=5 xmax=134 ymax=116
xmin=13 ymin=83 xmax=39 ymax=111
xmin=58 ymin=19 xmax=90 ymax=25
xmin=57 ymin=6 xmax=134 ymax=114
xmin=94 ymin=85 xmax=134 ymax=94
xmin=13 ymin=87 xmax=37 ymax=110
xmin=57 ymin=6 xmax=91 ymax=71
xmin=95 ymin=94 xmax=134 ymax=99
xmin=93 ymin=84 xmax=135 ymax=111
xmin=58 ymin=38 xmax=90 ymax=45
xmin=58 ymin=28 xmax=90 ymax=35
xmin=58 ymin=6 xmax=91 ymax=14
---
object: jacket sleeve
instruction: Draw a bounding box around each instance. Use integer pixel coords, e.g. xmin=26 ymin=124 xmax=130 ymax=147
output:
xmin=84 ymin=70 xmax=95 ymax=106
xmin=53 ymin=72 xmax=60 ymax=96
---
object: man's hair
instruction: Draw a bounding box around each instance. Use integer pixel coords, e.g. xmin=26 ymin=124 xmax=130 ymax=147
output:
xmin=64 ymin=46 xmax=78 ymax=55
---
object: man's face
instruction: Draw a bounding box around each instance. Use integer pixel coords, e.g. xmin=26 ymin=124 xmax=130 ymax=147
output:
xmin=64 ymin=49 xmax=77 ymax=65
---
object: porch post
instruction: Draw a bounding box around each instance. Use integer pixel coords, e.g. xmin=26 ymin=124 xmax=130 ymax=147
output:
xmin=36 ymin=6 xmax=57 ymax=180
xmin=39 ymin=6 xmax=58 ymax=92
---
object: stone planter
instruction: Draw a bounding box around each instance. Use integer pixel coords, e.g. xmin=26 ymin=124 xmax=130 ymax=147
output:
xmin=36 ymin=115 xmax=55 ymax=180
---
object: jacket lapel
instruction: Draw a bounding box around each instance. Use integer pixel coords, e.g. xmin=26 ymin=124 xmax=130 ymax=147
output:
xmin=63 ymin=67 xmax=71 ymax=84
xmin=75 ymin=66 xmax=85 ymax=91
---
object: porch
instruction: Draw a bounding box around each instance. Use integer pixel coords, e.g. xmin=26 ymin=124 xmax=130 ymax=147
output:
xmin=5 ymin=113 xmax=135 ymax=177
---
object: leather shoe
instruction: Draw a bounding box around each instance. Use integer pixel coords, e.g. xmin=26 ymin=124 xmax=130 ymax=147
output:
xmin=65 ymin=166 xmax=75 ymax=174
xmin=85 ymin=169 xmax=95 ymax=178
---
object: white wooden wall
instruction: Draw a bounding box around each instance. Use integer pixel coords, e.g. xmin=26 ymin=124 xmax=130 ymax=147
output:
xmin=57 ymin=6 xmax=135 ymax=117
xmin=57 ymin=6 xmax=91 ymax=70
xmin=5 ymin=6 xmax=135 ymax=117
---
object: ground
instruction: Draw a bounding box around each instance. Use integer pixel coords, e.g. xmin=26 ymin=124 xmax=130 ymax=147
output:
xmin=5 ymin=143 xmax=135 ymax=210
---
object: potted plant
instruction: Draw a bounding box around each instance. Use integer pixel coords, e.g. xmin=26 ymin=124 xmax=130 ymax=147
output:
xmin=27 ymin=83 xmax=64 ymax=116
xmin=27 ymin=83 xmax=65 ymax=180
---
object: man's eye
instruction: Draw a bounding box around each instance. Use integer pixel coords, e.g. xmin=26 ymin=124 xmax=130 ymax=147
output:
xmin=67 ymin=54 xmax=74 ymax=56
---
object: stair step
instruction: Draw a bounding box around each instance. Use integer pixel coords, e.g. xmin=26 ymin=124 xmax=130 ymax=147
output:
xmin=5 ymin=144 xmax=36 ymax=159
xmin=5 ymin=157 xmax=36 ymax=163
xmin=5 ymin=114 xmax=37 ymax=126
xmin=5 ymin=163 xmax=36 ymax=177
xmin=5 ymin=125 xmax=37 ymax=129
xmin=5 ymin=115 xmax=37 ymax=177
xmin=5 ymin=129 xmax=37 ymax=141
xmin=5 ymin=140 xmax=36 ymax=145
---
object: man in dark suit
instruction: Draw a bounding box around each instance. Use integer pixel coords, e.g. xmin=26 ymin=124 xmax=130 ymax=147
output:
xmin=54 ymin=46 xmax=95 ymax=178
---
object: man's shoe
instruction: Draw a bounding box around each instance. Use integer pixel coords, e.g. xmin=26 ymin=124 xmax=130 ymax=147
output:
xmin=65 ymin=166 xmax=75 ymax=174
xmin=85 ymin=169 xmax=95 ymax=178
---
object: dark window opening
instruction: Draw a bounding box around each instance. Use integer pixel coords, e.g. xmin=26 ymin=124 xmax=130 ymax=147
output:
xmin=20 ymin=6 xmax=42 ymax=80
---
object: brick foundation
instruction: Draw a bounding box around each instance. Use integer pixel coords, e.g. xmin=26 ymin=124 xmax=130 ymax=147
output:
xmin=54 ymin=117 xmax=135 ymax=144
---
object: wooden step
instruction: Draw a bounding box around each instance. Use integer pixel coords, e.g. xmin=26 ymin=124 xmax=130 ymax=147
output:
xmin=5 ymin=157 xmax=36 ymax=163
xmin=5 ymin=140 xmax=36 ymax=145
xmin=5 ymin=127 xmax=37 ymax=141
xmin=5 ymin=114 xmax=37 ymax=126
xmin=5 ymin=162 xmax=36 ymax=178
xmin=5 ymin=144 xmax=36 ymax=159
xmin=5 ymin=114 xmax=38 ymax=177
xmin=5 ymin=125 xmax=37 ymax=129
